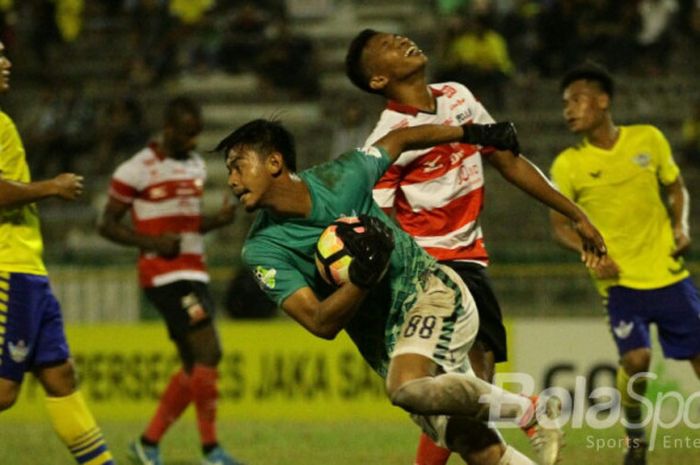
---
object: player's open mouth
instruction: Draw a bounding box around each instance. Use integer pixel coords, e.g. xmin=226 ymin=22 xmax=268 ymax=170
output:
xmin=405 ymin=45 xmax=421 ymax=57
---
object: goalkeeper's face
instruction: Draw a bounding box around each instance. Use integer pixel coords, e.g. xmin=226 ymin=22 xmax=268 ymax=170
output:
xmin=225 ymin=147 xmax=275 ymax=212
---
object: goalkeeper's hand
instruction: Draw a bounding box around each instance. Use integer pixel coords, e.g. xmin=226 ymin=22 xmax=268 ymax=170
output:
xmin=461 ymin=122 xmax=520 ymax=154
xmin=334 ymin=215 xmax=395 ymax=289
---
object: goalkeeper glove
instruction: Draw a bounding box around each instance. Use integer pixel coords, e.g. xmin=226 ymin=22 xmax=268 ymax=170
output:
xmin=461 ymin=122 xmax=520 ymax=154
xmin=334 ymin=215 xmax=395 ymax=289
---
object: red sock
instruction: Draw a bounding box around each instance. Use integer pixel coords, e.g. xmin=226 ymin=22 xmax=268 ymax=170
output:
xmin=191 ymin=364 xmax=219 ymax=446
xmin=144 ymin=369 xmax=192 ymax=442
xmin=415 ymin=432 xmax=451 ymax=465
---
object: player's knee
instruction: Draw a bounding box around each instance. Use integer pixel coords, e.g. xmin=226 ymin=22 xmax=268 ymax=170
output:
xmin=445 ymin=416 xmax=503 ymax=463
xmin=389 ymin=377 xmax=435 ymax=413
xmin=0 ymin=383 xmax=20 ymax=411
xmin=621 ymin=349 xmax=651 ymax=374
xmin=463 ymin=443 xmax=504 ymax=465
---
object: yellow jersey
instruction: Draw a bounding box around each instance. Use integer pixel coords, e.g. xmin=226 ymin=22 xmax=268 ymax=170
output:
xmin=0 ymin=111 xmax=46 ymax=275
xmin=550 ymin=124 xmax=687 ymax=295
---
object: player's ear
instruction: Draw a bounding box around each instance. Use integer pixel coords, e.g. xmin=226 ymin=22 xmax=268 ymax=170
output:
xmin=598 ymin=93 xmax=611 ymax=111
xmin=369 ymin=74 xmax=389 ymax=92
xmin=266 ymin=151 xmax=284 ymax=177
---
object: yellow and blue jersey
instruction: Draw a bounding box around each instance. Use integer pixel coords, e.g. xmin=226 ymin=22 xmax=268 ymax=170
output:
xmin=550 ymin=124 xmax=688 ymax=295
xmin=0 ymin=110 xmax=46 ymax=275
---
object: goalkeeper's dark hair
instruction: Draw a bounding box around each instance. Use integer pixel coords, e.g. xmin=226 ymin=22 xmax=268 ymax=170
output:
xmin=346 ymin=29 xmax=381 ymax=94
xmin=215 ymin=119 xmax=297 ymax=172
xmin=164 ymin=95 xmax=201 ymax=126
xmin=560 ymin=61 xmax=615 ymax=99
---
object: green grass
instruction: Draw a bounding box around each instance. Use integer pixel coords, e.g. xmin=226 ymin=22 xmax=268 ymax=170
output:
xmin=1 ymin=419 xmax=698 ymax=464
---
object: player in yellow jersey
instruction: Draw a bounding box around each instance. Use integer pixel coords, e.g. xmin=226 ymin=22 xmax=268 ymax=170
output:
xmin=0 ymin=41 xmax=116 ymax=465
xmin=549 ymin=62 xmax=700 ymax=465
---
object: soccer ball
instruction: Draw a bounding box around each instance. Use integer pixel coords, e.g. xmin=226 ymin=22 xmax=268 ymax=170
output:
xmin=315 ymin=217 xmax=363 ymax=286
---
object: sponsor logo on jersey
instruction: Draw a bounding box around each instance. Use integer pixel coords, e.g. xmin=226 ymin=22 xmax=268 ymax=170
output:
xmin=613 ymin=320 xmax=634 ymax=339
xmin=8 ymin=339 xmax=29 ymax=363
xmin=589 ymin=170 xmax=602 ymax=179
xmin=633 ymin=153 xmax=651 ymax=167
xmin=254 ymin=266 xmax=277 ymax=290
xmin=422 ymin=157 xmax=443 ymax=173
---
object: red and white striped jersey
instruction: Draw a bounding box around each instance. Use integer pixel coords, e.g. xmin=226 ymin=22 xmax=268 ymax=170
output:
xmin=368 ymin=83 xmax=495 ymax=265
xmin=108 ymin=143 xmax=209 ymax=288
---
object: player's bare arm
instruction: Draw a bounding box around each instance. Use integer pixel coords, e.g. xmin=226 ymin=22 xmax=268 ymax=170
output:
xmin=0 ymin=172 xmax=83 ymax=208
xmin=97 ymin=198 xmax=180 ymax=258
xmin=665 ymin=175 xmax=691 ymax=257
xmin=281 ymin=284 xmax=369 ymax=340
xmin=486 ymin=150 xmax=607 ymax=265
xmin=200 ymin=192 xmax=237 ymax=233
xmin=549 ymin=209 xmax=607 ymax=269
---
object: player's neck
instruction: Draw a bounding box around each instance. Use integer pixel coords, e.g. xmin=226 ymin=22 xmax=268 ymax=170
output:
xmin=265 ymin=173 xmax=311 ymax=218
xmin=387 ymin=77 xmax=435 ymax=112
xmin=587 ymin=120 xmax=619 ymax=150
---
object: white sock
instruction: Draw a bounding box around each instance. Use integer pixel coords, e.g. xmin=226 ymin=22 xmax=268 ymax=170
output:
xmin=499 ymin=445 xmax=537 ymax=465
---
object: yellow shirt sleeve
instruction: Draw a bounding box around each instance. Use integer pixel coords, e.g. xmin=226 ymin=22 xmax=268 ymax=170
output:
xmin=549 ymin=152 xmax=575 ymax=200
xmin=650 ymin=125 xmax=679 ymax=185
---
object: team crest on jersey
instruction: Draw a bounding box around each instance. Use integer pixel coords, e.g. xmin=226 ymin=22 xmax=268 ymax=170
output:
xmin=613 ymin=320 xmax=634 ymax=339
xmin=254 ymin=266 xmax=277 ymax=290
xmin=633 ymin=153 xmax=651 ymax=167
xmin=8 ymin=340 xmax=29 ymax=363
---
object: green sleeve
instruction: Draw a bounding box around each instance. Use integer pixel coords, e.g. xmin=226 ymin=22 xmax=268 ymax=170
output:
xmin=242 ymin=241 xmax=309 ymax=307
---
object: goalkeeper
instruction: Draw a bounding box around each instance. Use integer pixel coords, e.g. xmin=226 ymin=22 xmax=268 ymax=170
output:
xmin=218 ymin=118 xmax=605 ymax=465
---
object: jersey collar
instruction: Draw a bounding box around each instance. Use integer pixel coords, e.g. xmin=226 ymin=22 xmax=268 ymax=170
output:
xmin=148 ymin=141 xmax=168 ymax=160
xmin=386 ymin=87 xmax=443 ymax=116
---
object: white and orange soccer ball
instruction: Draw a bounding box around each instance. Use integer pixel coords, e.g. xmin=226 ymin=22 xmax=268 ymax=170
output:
xmin=314 ymin=217 xmax=364 ymax=286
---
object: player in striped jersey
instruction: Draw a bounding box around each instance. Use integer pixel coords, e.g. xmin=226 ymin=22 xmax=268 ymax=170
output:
xmin=345 ymin=30 xmax=606 ymax=465
xmin=98 ymin=97 xmax=242 ymax=465
xmin=0 ymin=41 xmax=115 ymax=465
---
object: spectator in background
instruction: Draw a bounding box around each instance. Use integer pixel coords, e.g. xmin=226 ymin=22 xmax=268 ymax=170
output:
xmin=217 ymin=1 xmax=271 ymax=74
xmin=681 ymin=99 xmax=700 ymax=167
xmin=328 ymin=99 xmax=372 ymax=159
xmin=534 ymin=0 xmax=581 ymax=77
xmin=23 ymin=83 xmax=96 ymax=178
xmin=577 ymin=0 xmax=640 ymax=73
xmin=127 ymin=0 xmax=179 ymax=86
xmin=636 ymin=0 xmax=679 ymax=75
xmin=500 ymin=0 xmax=540 ymax=76
xmin=94 ymin=95 xmax=150 ymax=175
xmin=437 ymin=14 xmax=513 ymax=111
xmin=256 ymin=19 xmax=320 ymax=99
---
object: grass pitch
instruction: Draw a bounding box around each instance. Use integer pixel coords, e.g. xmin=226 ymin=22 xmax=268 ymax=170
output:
xmin=2 ymin=419 xmax=698 ymax=465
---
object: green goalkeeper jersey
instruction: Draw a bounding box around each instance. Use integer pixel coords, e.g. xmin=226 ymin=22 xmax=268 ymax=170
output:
xmin=243 ymin=146 xmax=437 ymax=377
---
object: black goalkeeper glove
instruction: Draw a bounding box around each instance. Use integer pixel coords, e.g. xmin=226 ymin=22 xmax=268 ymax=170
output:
xmin=461 ymin=122 xmax=520 ymax=154
xmin=334 ymin=215 xmax=395 ymax=289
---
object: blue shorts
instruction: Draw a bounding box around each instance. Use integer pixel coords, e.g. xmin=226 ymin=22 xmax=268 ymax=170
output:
xmin=607 ymin=278 xmax=700 ymax=360
xmin=0 ymin=272 xmax=70 ymax=382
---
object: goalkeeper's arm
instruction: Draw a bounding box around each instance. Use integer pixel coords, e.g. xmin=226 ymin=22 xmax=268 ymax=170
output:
xmin=278 ymin=215 xmax=394 ymax=340
xmin=375 ymin=122 xmax=519 ymax=163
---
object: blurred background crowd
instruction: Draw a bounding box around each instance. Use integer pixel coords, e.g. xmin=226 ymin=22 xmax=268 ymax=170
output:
xmin=1 ymin=0 xmax=699 ymax=319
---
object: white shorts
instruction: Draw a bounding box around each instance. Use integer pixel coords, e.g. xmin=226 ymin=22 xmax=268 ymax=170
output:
xmin=390 ymin=264 xmax=481 ymax=448
xmin=391 ymin=264 xmax=479 ymax=374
